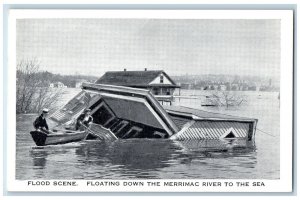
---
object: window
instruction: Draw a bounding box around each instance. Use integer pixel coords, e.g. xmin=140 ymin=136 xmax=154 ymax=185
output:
xmin=153 ymin=88 xmax=159 ymax=95
xmin=166 ymin=88 xmax=170 ymax=95
xmin=160 ymin=75 xmax=164 ymax=83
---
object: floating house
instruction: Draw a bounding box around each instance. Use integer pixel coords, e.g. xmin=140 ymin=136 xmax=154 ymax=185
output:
xmin=50 ymin=82 xmax=257 ymax=141
xmin=96 ymin=69 xmax=180 ymax=104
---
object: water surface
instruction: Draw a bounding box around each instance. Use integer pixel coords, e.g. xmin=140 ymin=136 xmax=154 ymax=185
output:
xmin=16 ymin=89 xmax=280 ymax=179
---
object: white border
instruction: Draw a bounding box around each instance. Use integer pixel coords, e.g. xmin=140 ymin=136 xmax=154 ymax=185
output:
xmin=6 ymin=9 xmax=293 ymax=192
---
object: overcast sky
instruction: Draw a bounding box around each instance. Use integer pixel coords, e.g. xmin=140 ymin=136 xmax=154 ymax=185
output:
xmin=17 ymin=19 xmax=280 ymax=79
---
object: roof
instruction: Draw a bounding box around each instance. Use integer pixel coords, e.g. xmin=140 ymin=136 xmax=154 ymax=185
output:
xmin=95 ymin=70 xmax=179 ymax=87
xmin=163 ymin=105 xmax=257 ymax=122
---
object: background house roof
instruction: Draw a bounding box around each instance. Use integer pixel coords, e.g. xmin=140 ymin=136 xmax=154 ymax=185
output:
xmin=95 ymin=70 xmax=179 ymax=88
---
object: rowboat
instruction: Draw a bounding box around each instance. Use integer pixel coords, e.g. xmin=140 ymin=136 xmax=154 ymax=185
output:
xmin=30 ymin=129 xmax=88 ymax=146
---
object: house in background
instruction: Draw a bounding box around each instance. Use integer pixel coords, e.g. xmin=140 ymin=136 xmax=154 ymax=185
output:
xmin=76 ymin=79 xmax=87 ymax=88
xmin=95 ymin=68 xmax=180 ymax=104
xmin=49 ymin=82 xmax=67 ymax=88
xmin=220 ymin=85 xmax=227 ymax=91
xmin=56 ymin=82 xmax=67 ymax=88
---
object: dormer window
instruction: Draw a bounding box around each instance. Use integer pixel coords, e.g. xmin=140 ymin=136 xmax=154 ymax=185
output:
xmin=160 ymin=75 xmax=164 ymax=83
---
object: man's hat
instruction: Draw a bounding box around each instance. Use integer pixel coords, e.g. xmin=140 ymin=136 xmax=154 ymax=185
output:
xmin=42 ymin=108 xmax=49 ymax=113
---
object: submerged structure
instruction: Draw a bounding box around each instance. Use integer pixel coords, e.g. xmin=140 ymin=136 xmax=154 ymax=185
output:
xmin=49 ymin=82 xmax=257 ymax=141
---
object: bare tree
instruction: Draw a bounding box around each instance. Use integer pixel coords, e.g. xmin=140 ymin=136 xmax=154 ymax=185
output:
xmin=16 ymin=59 xmax=65 ymax=114
xmin=207 ymin=91 xmax=245 ymax=108
xmin=33 ymin=87 xmax=65 ymax=113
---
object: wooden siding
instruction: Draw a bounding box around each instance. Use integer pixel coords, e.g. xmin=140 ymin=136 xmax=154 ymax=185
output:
xmin=171 ymin=121 xmax=250 ymax=140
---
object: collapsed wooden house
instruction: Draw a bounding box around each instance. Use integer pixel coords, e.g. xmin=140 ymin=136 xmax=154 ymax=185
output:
xmin=49 ymin=83 xmax=257 ymax=141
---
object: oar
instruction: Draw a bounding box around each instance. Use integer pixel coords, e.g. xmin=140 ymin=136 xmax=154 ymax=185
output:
xmin=81 ymin=123 xmax=117 ymax=141
xmin=80 ymin=123 xmax=104 ymax=140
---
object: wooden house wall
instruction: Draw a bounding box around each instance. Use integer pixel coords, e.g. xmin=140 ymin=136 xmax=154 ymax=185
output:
xmin=172 ymin=121 xmax=251 ymax=140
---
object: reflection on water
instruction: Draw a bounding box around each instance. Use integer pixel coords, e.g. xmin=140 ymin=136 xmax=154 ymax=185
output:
xmin=23 ymin=136 xmax=257 ymax=179
xmin=30 ymin=149 xmax=48 ymax=169
xmin=76 ymin=140 xmax=175 ymax=170
xmin=16 ymin=90 xmax=279 ymax=180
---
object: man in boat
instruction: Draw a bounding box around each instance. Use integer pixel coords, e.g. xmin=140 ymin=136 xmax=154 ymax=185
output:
xmin=33 ymin=108 xmax=49 ymax=133
xmin=75 ymin=108 xmax=93 ymax=130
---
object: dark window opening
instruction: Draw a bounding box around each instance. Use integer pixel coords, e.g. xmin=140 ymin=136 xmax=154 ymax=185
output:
xmin=225 ymin=131 xmax=236 ymax=138
xmin=166 ymin=88 xmax=171 ymax=95
xmin=92 ymin=106 xmax=113 ymax=126
xmin=122 ymin=129 xmax=138 ymax=139
xmin=153 ymin=88 xmax=159 ymax=95
xmin=160 ymin=75 xmax=164 ymax=83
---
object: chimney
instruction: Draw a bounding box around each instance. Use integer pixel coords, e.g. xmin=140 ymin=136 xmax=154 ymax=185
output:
xmin=124 ymin=68 xmax=127 ymax=71
xmin=144 ymin=68 xmax=147 ymax=71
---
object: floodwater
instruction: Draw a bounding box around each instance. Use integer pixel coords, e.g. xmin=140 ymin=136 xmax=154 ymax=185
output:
xmin=16 ymin=89 xmax=280 ymax=179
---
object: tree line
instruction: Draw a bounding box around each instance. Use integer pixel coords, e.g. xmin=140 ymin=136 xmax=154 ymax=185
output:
xmin=16 ymin=60 xmax=97 ymax=114
xmin=29 ymin=71 xmax=98 ymax=88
